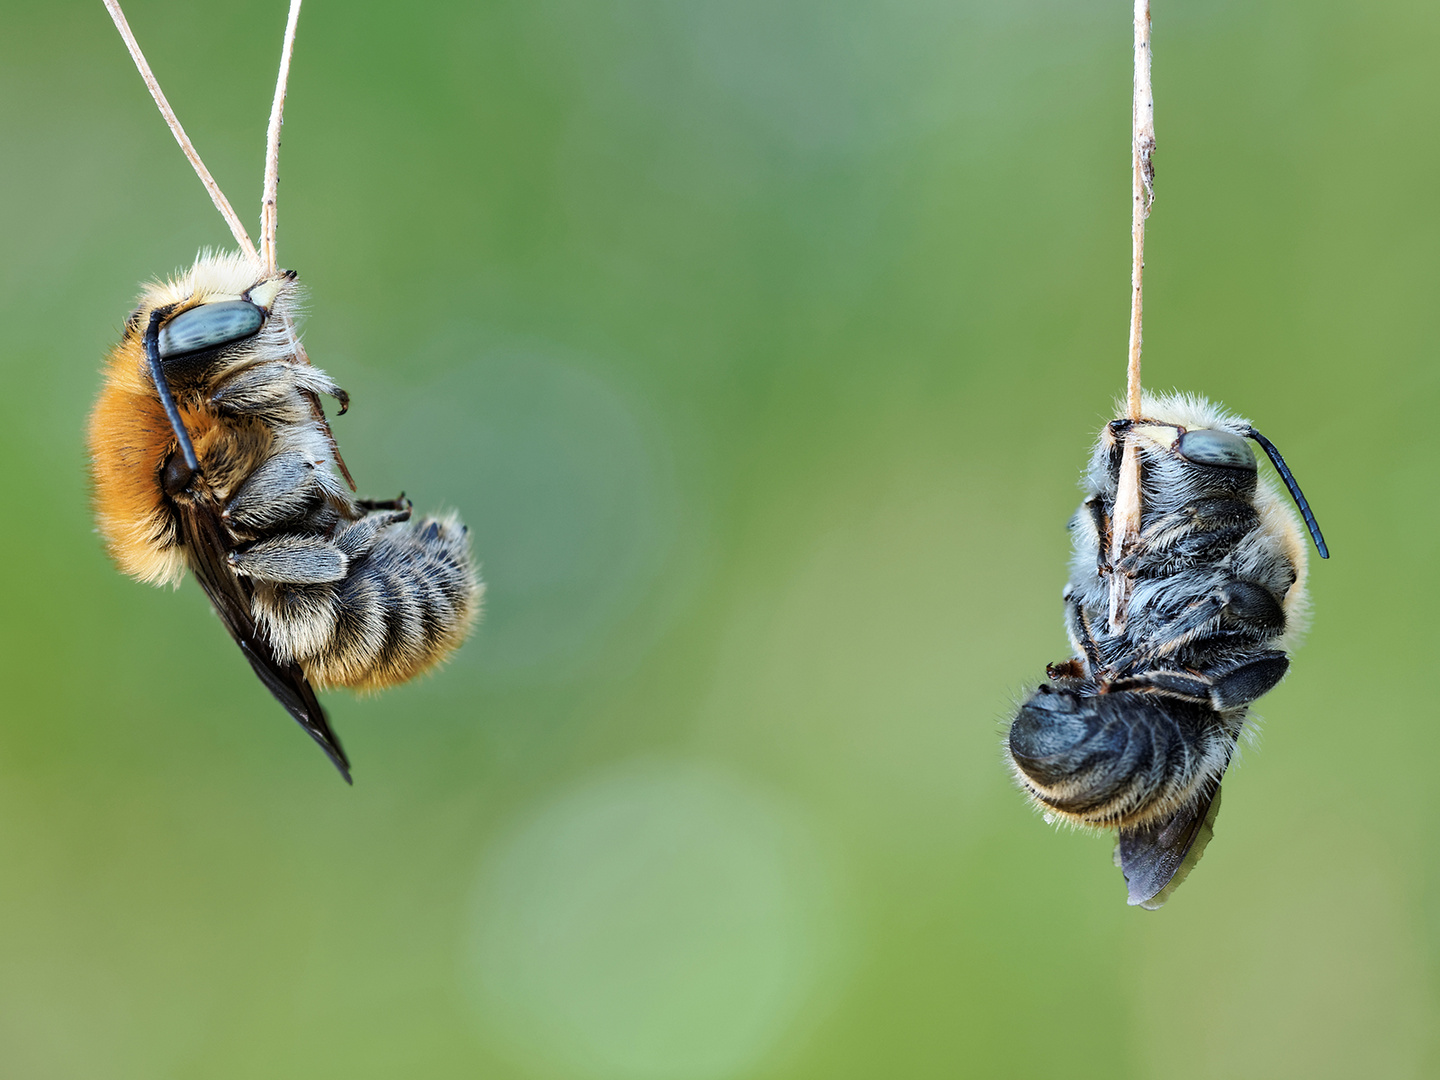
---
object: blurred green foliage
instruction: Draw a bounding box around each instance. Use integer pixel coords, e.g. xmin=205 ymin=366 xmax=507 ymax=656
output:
xmin=0 ymin=0 xmax=1436 ymax=1076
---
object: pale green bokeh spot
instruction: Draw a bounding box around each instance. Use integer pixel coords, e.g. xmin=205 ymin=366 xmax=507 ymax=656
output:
xmin=348 ymin=342 xmax=680 ymax=680
xmin=464 ymin=760 xmax=843 ymax=1080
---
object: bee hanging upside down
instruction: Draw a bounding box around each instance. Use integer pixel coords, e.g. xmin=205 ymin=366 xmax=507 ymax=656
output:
xmin=88 ymin=1 xmax=481 ymax=782
xmin=88 ymin=255 xmax=480 ymax=781
xmin=1005 ymin=392 xmax=1327 ymax=908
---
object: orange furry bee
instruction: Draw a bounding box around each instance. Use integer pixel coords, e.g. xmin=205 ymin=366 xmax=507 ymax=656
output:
xmin=88 ymin=0 xmax=481 ymax=782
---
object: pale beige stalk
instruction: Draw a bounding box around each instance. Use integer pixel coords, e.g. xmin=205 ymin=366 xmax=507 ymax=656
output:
xmin=261 ymin=0 xmax=304 ymax=275
xmin=1108 ymin=0 xmax=1155 ymax=633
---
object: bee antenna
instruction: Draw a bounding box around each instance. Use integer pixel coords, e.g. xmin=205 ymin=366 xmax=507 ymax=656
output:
xmin=142 ymin=309 xmax=200 ymax=474
xmin=261 ymin=0 xmax=304 ymax=276
xmin=102 ymin=0 xmax=259 ymax=261
xmin=1244 ymin=427 xmax=1329 ymax=559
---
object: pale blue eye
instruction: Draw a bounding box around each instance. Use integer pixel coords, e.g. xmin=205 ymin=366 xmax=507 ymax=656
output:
xmin=157 ymin=300 xmax=264 ymax=359
xmin=1177 ymin=428 xmax=1256 ymax=470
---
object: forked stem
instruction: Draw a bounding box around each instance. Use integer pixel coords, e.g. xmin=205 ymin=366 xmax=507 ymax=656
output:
xmin=102 ymin=0 xmax=258 ymax=260
xmin=261 ymin=0 xmax=304 ymax=275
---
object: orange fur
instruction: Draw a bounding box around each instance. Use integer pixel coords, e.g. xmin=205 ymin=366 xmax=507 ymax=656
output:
xmin=87 ymin=258 xmax=279 ymax=586
xmin=89 ymin=252 xmax=479 ymax=699
xmin=92 ymin=3 xmax=478 ymax=779
xmin=88 ymin=333 xmax=186 ymax=585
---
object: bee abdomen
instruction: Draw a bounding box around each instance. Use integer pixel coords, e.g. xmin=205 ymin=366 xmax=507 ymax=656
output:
xmin=300 ymin=515 xmax=479 ymax=692
xmin=1007 ymin=684 xmax=1229 ymax=828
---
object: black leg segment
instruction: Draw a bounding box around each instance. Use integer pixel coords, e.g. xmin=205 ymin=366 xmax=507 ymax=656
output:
xmin=1208 ymin=651 xmax=1289 ymax=710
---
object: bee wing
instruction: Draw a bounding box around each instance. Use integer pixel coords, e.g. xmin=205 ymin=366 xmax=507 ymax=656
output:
xmin=175 ymin=497 xmax=353 ymax=784
xmin=1115 ymin=785 xmax=1222 ymax=909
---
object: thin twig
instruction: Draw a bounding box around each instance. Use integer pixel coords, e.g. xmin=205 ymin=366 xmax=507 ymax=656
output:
xmin=1108 ymin=0 xmax=1155 ymax=634
xmin=102 ymin=0 xmax=258 ymax=260
xmin=261 ymin=0 xmax=304 ymax=275
xmin=1126 ymin=0 xmax=1154 ymax=419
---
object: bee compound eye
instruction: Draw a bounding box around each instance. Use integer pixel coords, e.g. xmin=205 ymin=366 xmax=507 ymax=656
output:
xmin=157 ymin=300 xmax=265 ymax=359
xmin=1176 ymin=428 xmax=1256 ymax=470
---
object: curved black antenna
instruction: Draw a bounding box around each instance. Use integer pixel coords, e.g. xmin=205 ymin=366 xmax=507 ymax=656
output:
xmin=1244 ymin=426 xmax=1328 ymax=559
xmin=143 ymin=308 xmax=200 ymax=474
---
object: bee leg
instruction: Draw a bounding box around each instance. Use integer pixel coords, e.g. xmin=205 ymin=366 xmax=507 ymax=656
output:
xmin=1110 ymin=593 xmax=1227 ymax=672
xmin=1045 ymin=658 xmax=1088 ymax=680
xmin=1063 ymin=593 xmax=1104 ymax=671
xmin=1083 ymin=496 xmax=1111 ymax=576
xmin=211 ymin=361 xmax=302 ymax=417
xmin=290 ymin=365 xmax=349 ymax=413
xmin=1206 ymin=651 xmax=1289 ymax=710
xmin=223 ymin=452 xmax=322 ymax=531
xmin=357 ymin=494 xmax=410 ymax=512
xmin=1121 ymin=576 xmax=1287 ymax=674
xmin=228 ymin=535 xmax=349 ymax=584
xmin=1122 ymin=501 xmax=1258 ymax=575
xmin=291 ymin=381 xmax=360 ymax=495
xmin=1218 ymin=579 xmax=1286 ymax=637
xmin=1106 ymin=668 xmax=1213 ymax=699
xmin=335 ymin=508 xmax=413 ymax=561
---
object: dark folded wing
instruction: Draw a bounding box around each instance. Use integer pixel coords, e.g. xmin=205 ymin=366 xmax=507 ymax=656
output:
xmin=175 ymin=497 xmax=352 ymax=783
xmin=1115 ymin=785 xmax=1222 ymax=909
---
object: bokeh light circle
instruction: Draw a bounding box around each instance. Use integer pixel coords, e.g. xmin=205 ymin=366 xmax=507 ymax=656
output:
xmin=462 ymin=759 xmax=844 ymax=1080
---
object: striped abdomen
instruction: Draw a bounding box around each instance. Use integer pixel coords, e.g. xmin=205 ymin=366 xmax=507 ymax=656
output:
xmin=1007 ymin=680 xmax=1236 ymax=828
xmin=252 ymin=514 xmax=478 ymax=692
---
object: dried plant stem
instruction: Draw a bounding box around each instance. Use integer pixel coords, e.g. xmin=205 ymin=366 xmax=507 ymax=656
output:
xmin=1108 ymin=0 xmax=1155 ymax=633
xmin=1126 ymin=0 xmax=1155 ymax=419
xmin=102 ymin=0 xmax=258 ymax=261
xmin=261 ymin=0 xmax=304 ymax=275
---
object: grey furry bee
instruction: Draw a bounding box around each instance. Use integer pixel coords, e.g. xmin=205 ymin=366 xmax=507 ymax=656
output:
xmin=88 ymin=1 xmax=481 ymax=782
xmin=1006 ymin=392 xmax=1327 ymax=907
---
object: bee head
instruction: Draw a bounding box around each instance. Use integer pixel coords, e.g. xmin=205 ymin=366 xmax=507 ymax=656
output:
xmin=131 ymin=255 xmax=299 ymax=477
xmin=132 ymin=255 xmax=302 ymax=380
xmin=1099 ymin=394 xmax=1328 ymax=558
xmin=1103 ymin=420 xmax=1258 ymax=502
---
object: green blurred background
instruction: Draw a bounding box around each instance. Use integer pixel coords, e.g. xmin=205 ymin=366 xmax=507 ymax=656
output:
xmin=0 ymin=0 xmax=1434 ymax=1076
